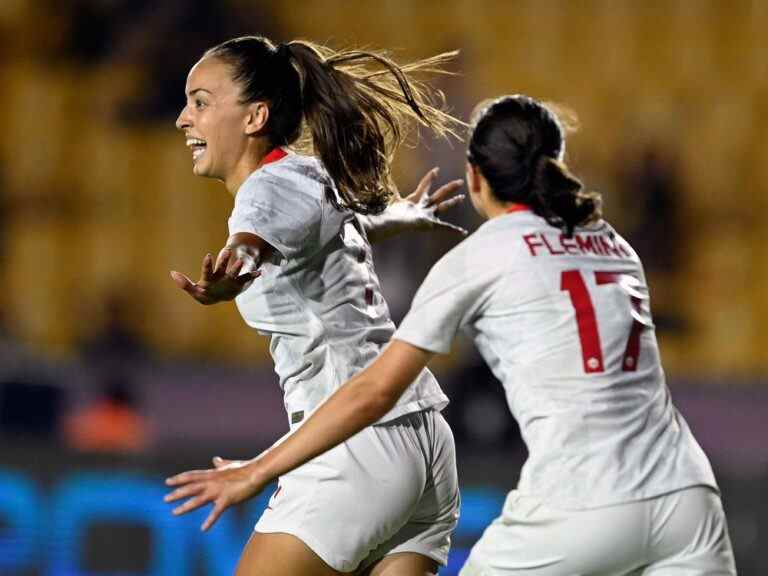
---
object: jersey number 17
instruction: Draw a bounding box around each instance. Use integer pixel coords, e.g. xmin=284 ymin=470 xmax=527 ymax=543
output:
xmin=561 ymin=270 xmax=646 ymax=374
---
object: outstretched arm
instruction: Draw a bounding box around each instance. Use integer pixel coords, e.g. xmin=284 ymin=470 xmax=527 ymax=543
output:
xmin=170 ymin=232 xmax=274 ymax=305
xmin=359 ymin=167 xmax=466 ymax=243
xmin=164 ymin=340 xmax=433 ymax=530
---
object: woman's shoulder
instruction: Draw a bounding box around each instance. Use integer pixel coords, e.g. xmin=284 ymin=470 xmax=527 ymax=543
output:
xmin=263 ymin=151 xmax=329 ymax=187
xmin=428 ymin=221 xmax=513 ymax=280
xmin=238 ymin=152 xmax=328 ymax=205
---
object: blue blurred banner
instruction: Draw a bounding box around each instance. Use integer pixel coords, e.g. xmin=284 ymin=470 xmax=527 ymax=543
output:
xmin=0 ymin=462 xmax=504 ymax=576
xmin=1 ymin=446 xmax=766 ymax=574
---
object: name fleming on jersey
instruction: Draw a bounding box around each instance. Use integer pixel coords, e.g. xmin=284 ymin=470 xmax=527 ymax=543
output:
xmin=523 ymin=231 xmax=632 ymax=259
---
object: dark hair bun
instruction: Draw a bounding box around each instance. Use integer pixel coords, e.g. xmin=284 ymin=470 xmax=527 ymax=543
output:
xmin=468 ymin=95 xmax=601 ymax=236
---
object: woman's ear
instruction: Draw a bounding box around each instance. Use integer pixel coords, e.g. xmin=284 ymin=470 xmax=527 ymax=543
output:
xmin=465 ymin=162 xmax=482 ymax=195
xmin=465 ymin=161 xmax=490 ymax=219
xmin=244 ymin=102 xmax=269 ymax=136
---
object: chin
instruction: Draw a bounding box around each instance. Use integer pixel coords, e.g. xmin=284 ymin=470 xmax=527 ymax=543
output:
xmin=192 ymin=161 xmax=213 ymax=179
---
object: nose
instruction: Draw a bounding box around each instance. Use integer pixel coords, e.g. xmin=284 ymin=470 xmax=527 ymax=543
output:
xmin=176 ymin=105 xmax=191 ymax=131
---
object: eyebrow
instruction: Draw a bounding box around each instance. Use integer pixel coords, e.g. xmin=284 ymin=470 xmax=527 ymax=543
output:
xmin=187 ymin=88 xmax=213 ymax=97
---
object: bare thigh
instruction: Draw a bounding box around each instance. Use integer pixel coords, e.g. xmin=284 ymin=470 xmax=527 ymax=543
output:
xmin=236 ymin=532 xmax=346 ymax=576
xmin=365 ymin=552 xmax=439 ymax=576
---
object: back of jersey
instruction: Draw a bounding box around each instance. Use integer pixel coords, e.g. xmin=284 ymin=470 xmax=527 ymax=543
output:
xmin=396 ymin=210 xmax=716 ymax=508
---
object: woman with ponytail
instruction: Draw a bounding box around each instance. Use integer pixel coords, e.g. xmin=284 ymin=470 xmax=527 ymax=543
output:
xmin=170 ymin=94 xmax=736 ymax=575
xmin=165 ymin=36 xmax=466 ymax=575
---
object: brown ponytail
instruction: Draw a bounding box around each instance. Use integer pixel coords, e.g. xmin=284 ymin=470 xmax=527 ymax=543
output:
xmin=206 ymin=36 xmax=463 ymax=215
xmin=284 ymin=41 xmax=462 ymax=214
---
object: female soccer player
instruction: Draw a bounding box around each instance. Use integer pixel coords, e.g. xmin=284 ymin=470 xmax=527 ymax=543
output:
xmin=166 ymin=36 xmax=466 ymax=575
xmin=168 ymin=95 xmax=737 ymax=575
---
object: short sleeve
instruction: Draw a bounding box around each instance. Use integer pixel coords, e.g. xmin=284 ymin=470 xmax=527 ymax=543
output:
xmin=228 ymin=170 xmax=322 ymax=260
xmin=394 ymin=245 xmax=495 ymax=354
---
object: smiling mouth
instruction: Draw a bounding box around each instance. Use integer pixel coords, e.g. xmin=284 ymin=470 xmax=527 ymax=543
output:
xmin=185 ymin=138 xmax=207 ymax=162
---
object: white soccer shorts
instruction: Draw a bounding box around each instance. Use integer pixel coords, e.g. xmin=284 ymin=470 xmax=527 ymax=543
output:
xmin=460 ymin=486 xmax=736 ymax=575
xmin=255 ymin=409 xmax=459 ymax=573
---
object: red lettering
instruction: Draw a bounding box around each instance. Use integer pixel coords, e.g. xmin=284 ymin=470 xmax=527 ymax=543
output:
xmin=595 ymin=271 xmax=644 ymax=371
xmin=617 ymin=240 xmax=632 ymax=258
xmin=523 ymin=233 xmax=543 ymax=256
xmin=576 ymin=235 xmax=597 ymax=255
xmin=525 ymin=232 xmax=632 ymax=259
xmin=559 ymin=234 xmax=580 ymax=255
xmin=598 ymin=236 xmax=612 ymax=256
xmin=593 ymin=236 xmax=607 ymax=255
xmin=599 ymin=235 xmax=622 ymax=257
xmin=540 ymin=234 xmax=565 ymax=255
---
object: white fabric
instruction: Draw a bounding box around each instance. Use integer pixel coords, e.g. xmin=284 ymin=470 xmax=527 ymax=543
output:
xmin=229 ymin=151 xmax=448 ymax=427
xmin=395 ymin=210 xmax=717 ymax=509
xmin=255 ymin=409 xmax=460 ymax=572
xmin=460 ymin=487 xmax=736 ymax=576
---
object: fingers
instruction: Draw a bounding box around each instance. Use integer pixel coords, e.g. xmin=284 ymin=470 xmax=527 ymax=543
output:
xmin=227 ymin=259 xmax=261 ymax=287
xmin=201 ymin=253 xmax=214 ymax=281
xmin=164 ymin=482 xmax=205 ymax=504
xmin=163 ymin=481 xmax=229 ymax=528
xmin=170 ymin=272 xmax=214 ymax=304
xmin=170 ymin=271 xmax=206 ymax=298
xmin=201 ymin=499 xmax=229 ymax=532
xmin=172 ymin=492 xmax=214 ymax=516
xmin=432 ymin=193 xmax=466 ymax=213
xmin=426 ymin=179 xmax=464 ymax=208
xmin=409 ymin=167 xmax=439 ymax=202
xmin=214 ymin=247 xmax=232 ymax=275
xmin=219 ymin=248 xmax=257 ymax=282
xmin=431 ymin=218 xmax=469 ymax=236
xmin=164 ymin=465 xmax=235 ymax=529
xmin=225 ymin=256 xmax=245 ymax=279
xmin=170 ymin=270 xmax=195 ymax=291
xmin=166 ymin=469 xmax=211 ymax=487
xmin=236 ymin=270 xmax=261 ymax=286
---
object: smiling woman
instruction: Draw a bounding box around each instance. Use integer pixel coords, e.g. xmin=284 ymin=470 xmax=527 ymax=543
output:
xmin=176 ymin=56 xmax=264 ymax=192
xmin=176 ymin=37 xmax=462 ymax=205
xmin=166 ymin=36 xmax=466 ymax=576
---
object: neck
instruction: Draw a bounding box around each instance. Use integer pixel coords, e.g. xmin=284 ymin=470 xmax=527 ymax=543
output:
xmin=475 ymin=178 xmax=530 ymax=220
xmin=484 ymin=201 xmax=511 ymax=219
xmin=483 ymin=195 xmax=529 ymax=220
xmin=224 ymin=138 xmax=274 ymax=195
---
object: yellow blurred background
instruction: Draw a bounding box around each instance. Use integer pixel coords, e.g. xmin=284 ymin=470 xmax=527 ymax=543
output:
xmin=1 ymin=0 xmax=765 ymax=377
xmin=0 ymin=3 xmax=765 ymax=574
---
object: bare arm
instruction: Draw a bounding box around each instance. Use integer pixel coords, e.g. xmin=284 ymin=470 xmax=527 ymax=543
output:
xmin=170 ymin=232 xmax=275 ymax=305
xmin=165 ymin=340 xmax=434 ymax=530
xmin=253 ymin=340 xmax=433 ymax=478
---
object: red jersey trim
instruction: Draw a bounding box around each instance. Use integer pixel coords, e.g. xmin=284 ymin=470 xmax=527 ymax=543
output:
xmin=262 ymin=147 xmax=288 ymax=166
xmin=506 ymin=203 xmax=531 ymax=214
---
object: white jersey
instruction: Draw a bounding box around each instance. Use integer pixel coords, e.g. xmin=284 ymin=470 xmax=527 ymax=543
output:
xmin=395 ymin=208 xmax=717 ymax=509
xmin=229 ymin=150 xmax=448 ymax=427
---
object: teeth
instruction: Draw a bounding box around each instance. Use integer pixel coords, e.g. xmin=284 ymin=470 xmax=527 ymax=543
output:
xmin=186 ymin=138 xmax=206 ymax=147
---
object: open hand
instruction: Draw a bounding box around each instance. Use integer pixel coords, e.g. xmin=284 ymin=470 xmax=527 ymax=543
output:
xmin=165 ymin=456 xmax=268 ymax=531
xmin=170 ymin=247 xmax=260 ymax=305
xmin=398 ymin=167 xmax=467 ymax=235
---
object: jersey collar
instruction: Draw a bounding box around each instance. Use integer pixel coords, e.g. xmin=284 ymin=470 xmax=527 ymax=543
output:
xmin=506 ymin=203 xmax=531 ymax=214
xmin=262 ymin=147 xmax=288 ymax=167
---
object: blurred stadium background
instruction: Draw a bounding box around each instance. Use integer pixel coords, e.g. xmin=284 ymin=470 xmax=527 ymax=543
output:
xmin=0 ymin=1 xmax=766 ymax=574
